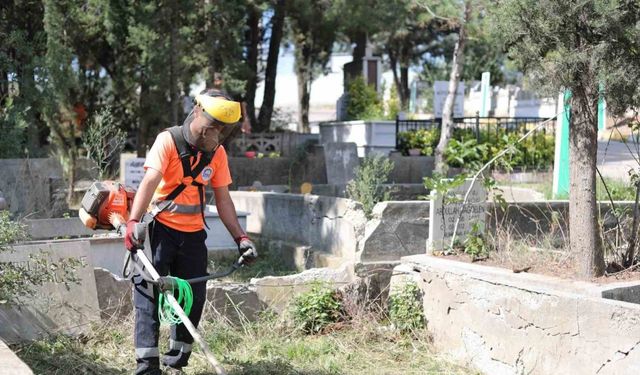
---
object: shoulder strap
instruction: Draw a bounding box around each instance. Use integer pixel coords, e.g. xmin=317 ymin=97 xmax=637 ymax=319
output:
xmin=168 ymin=126 xmax=192 ymax=178
xmin=157 ymin=126 xmax=217 ymax=229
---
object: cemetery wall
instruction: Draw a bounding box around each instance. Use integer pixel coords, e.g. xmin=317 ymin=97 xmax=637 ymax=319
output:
xmin=393 ymin=256 xmax=640 ymax=375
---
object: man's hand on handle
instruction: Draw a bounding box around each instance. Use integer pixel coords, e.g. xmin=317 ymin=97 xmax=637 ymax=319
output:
xmin=235 ymin=235 xmax=258 ymax=265
xmin=125 ymin=219 xmax=145 ymax=251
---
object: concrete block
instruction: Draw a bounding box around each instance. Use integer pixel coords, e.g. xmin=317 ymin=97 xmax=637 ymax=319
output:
xmin=0 ymin=338 xmax=32 ymax=374
xmin=0 ymin=241 xmax=100 ymax=343
xmin=204 ymin=205 xmax=247 ymax=251
xmin=250 ymin=265 xmax=354 ymax=313
xmin=399 ymin=254 xmax=640 ymax=375
xmin=94 ymin=268 xmax=132 ymax=321
xmin=204 ymin=283 xmax=265 ymax=323
xmin=26 ymin=218 xmax=106 ymax=240
xmin=324 ymin=142 xmax=359 ymax=185
xmin=230 ymin=192 xmax=367 ymax=262
xmin=357 ymin=201 xmax=430 ymax=262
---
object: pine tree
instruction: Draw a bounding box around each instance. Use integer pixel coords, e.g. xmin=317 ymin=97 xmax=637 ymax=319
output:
xmin=493 ymin=0 xmax=640 ymax=277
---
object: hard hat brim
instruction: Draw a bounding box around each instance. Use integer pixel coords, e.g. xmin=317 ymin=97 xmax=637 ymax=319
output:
xmin=195 ymin=95 xmax=242 ymax=124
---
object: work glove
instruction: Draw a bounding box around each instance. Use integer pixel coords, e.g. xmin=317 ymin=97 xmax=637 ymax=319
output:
xmin=235 ymin=235 xmax=258 ymax=265
xmin=125 ymin=219 xmax=144 ymax=252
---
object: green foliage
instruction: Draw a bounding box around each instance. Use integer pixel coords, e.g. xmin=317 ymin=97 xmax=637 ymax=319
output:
xmin=81 ymin=107 xmax=126 ymax=179
xmin=346 ymin=155 xmax=394 ymax=218
xmin=422 ymin=172 xmax=468 ymax=203
xmin=346 ymin=76 xmax=384 ymax=120
xmin=389 ymin=282 xmax=424 ymax=332
xmin=444 ymin=138 xmax=487 ymax=169
xmin=14 ymin=310 xmax=472 ymax=374
xmin=597 ymin=178 xmax=637 ymax=202
xmin=463 ymin=222 xmax=489 ymax=260
xmin=386 ymin=83 xmax=401 ymax=120
xmin=491 ymin=0 xmax=640 ymax=116
xmin=397 ymin=129 xmax=440 ymax=156
xmin=0 ymin=97 xmax=29 ymax=158
xmin=0 ymin=211 xmax=81 ymax=303
xmin=444 ymin=129 xmax=554 ymax=170
xmin=291 ymin=283 xmax=343 ymax=334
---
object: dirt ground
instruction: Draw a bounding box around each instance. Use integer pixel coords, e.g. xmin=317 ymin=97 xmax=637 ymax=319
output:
xmin=442 ymin=249 xmax=640 ymax=285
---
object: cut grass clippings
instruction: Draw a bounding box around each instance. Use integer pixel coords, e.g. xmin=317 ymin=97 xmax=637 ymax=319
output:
xmin=12 ymin=312 xmax=473 ymax=375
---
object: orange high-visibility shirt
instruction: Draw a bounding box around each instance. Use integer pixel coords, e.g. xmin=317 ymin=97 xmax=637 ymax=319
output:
xmin=144 ymin=131 xmax=232 ymax=232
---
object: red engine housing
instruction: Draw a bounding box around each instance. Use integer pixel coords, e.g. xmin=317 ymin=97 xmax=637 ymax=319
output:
xmin=80 ymin=181 xmax=136 ymax=229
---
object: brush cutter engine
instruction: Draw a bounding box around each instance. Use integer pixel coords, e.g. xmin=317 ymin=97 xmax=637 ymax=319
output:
xmin=79 ymin=181 xmax=136 ymax=230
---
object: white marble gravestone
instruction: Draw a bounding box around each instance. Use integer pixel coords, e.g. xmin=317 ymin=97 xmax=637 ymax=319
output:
xmin=427 ymin=179 xmax=487 ymax=253
xmin=124 ymin=157 xmax=146 ymax=190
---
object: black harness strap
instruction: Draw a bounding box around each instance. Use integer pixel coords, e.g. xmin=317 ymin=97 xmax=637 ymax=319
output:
xmin=163 ymin=125 xmax=215 ymax=228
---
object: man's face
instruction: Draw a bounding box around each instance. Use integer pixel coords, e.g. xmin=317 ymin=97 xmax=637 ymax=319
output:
xmin=213 ymin=76 xmax=223 ymax=89
xmin=192 ymin=108 xmax=224 ymax=152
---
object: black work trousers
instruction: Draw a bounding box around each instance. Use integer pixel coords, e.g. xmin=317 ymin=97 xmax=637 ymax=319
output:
xmin=133 ymin=220 xmax=208 ymax=375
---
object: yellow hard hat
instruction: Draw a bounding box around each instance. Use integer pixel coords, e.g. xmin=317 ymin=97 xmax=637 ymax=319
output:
xmin=195 ymin=94 xmax=241 ymax=124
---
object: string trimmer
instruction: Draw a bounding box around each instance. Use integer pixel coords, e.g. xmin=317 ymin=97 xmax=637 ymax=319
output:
xmin=79 ymin=180 xmax=250 ymax=375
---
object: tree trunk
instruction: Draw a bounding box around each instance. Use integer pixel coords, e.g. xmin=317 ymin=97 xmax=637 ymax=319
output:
xmin=389 ymin=48 xmax=402 ymax=102
xmin=244 ymin=3 xmax=261 ymax=131
xmin=434 ymin=1 xmax=471 ymax=174
xmin=256 ymin=0 xmax=285 ymax=133
xmin=296 ymin=62 xmax=311 ymax=133
xmin=66 ymin=150 xmax=76 ymax=205
xmin=203 ymin=0 xmax=217 ymax=87
xmin=136 ymin=77 xmax=150 ymax=157
xmin=351 ymin=31 xmax=367 ymax=73
xmin=400 ymin=65 xmax=409 ymax=110
xmin=570 ymin=84 xmax=606 ymax=278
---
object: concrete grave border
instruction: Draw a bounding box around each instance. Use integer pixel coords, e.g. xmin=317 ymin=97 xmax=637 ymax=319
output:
xmin=392 ymin=255 xmax=640 ymax=375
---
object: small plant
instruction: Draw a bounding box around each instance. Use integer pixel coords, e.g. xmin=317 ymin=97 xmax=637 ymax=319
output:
xmin=291 ymin=283 xmax=343 ymax=334
xmin=81 ymin=106 xmax=126 ymax=179
xmin=346 ymin=76 xmax=383 ymax=120
xmin=389 ymin=282 xmax=424 ymax=332
xmin=347 ymin=155 xmax=394 ymax=218
xmin=463 ymin=222 xmax=489 ymax=260
xmin=397 ymin=129 xmax=440 ymax=156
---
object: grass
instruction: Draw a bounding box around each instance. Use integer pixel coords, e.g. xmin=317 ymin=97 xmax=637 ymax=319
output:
xmin=502 ymin=177 xmax=637 ymax=201
xmin=208 ymin=239 xmax=298 ymax=282
xmin=12 ymin=311 xmax=473 ymax=375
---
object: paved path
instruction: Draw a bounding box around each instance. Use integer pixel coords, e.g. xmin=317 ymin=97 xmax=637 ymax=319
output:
xmin=597 ymin=139 xmax=640 ymax=182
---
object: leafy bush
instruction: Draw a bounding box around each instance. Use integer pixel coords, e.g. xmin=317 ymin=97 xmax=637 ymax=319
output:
xmin=0 ymin=211 xmax=81 ymax=303
xmin=442 ymin=128 xmax=554 ymax=170
xmin=389 ymin=282 xmax=424 ymax=332
xmin=346 ymin=76 xmax=383 ymax=120
xmin=397 ymin=129 xmax=440 ymax=156
xmin=386 ymin=84 xmax=401 ymax=120
xmin=0 ymin=97 xmax=29 ymax=158
xmin=291 ymin=283 xmax=343 ymax=334
xmin=346 ymin=155 xmax=394 ymax=218
xmin=444 ymin=137 xmax=488 ymax=169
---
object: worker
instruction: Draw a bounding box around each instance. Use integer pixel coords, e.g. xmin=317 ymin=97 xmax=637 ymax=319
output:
xmin=125 ymin=89 xmax=257 ymax=375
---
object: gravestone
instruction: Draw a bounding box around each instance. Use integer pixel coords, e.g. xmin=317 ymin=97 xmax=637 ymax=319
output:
xmin=124 ymin=157 xmax=146 ymax=190
xmin=324 ymin=142 xmax=359 ymax=185
xmin=427 ymin=179 xmax=487 ymax=253
xmin=0 ymin=240 xmax=100 ymax=343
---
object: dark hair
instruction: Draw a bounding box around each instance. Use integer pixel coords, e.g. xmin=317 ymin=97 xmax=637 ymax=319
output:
xmin=199 ymin=88 xmax=231 ymax=100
